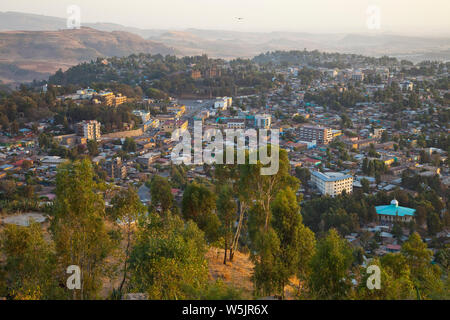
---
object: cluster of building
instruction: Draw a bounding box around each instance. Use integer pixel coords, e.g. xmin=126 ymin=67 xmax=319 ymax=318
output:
xmin=58 ymin=88 xmax=127 ymax=107
xmin=1 ymin=56 xmax=449 ymax=261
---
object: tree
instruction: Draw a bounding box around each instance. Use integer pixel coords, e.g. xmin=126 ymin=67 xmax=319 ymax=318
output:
xmin=271 ymin=187 xmax=315 ymax=298
xmin=87 ymin=139 xmax=99 ymax=157
xmin=217 ymin=185 xmax=237 ymax=264
xmin=296 ymin=225 xmax=316 ymax=288
xmin=38 ymin=133 xmax=53 ymax=150
xmin=109 ymin=185 xmax=146 ymax=295
xmin=128 ymin=212 xmax=209 ymax=299
xmin=357 ymin=257 xmax=415 ymax=300
xmin=51 ymin=159 xmax=114 ymax=300
xmin=295 ymin=167 xmax=311 ymax=186
xmin=361 ymin=178 xmax=370 ymax=193
xmin=149 ymin=175 xmax=173 ymax=215
xmin=122 ymin=137 xmax=136 ymax=153
xmin=251 ymin=228 xmax=282 ymax=297
xmin=426 ymin=212 xmax=443 ymax=235
xmin=181 ymin=182 xmax=219 ymax=243
xmin=241 ymin=148 xmax=298 ymax=232
xmin=0 ymin=223 xmax=64 ymax=299
xmin=392 ymin=222 xmax=403 ymax=240
xmin=309 ymin=229 xmax=354 ymax=299
xmin=401 ymin=232 xmax=443 ymax=298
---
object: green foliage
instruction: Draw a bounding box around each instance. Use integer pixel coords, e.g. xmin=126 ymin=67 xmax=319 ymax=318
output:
xmin=295 ymin=167 xmax=310 ymax=186
xmin=122 ymin=137 xmax=137 ymax=153
xmin=251 ymin=228 xmax=282 ymax=297
xmin=51 ymin=158 xmax=114 ymax=300
xmin=149 ymin=175 xmax=174 ymax=215
xmin=401 ymin=232 xmax=444 ymax=298
xmin=271 ymin=187 xmax=315 ymax=297
xmin=182 ymin=182 xmax=220 ymax=243
xmin=109 ymin=185 xmax=147 ymax=293
xmin=128 ymin=212 xmax=209 ymax=299
xmin=309 ymin=229 xmax=354 ymax=299
xmin=87 ymin=139 xmax=99 ymax=157
xmin=357 ymin=257 xmax=415 ymax=300
xmin=217 ymin=185 xmax=237 ymax=264
xmin=0 ymin=223 xmax=65 ymax=299
xmin=49 ymin=54 xmax=275 ymax=97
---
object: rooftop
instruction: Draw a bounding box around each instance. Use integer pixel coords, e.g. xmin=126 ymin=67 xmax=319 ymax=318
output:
xmin=375 ymin=199 xmax=416 ymax=217
xmin=311 ymin=170 xmax=353 ymax=182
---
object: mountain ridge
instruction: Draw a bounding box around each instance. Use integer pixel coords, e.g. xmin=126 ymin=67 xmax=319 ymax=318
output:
xmin=0 ymin=11 xmax=449 ymax=84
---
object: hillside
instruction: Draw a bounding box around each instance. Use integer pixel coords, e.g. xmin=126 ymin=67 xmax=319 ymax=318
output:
xmin=0 ymin=27 xmax=177 ymax=84
xmin=1 ymin=12 xmax=449 ymax=63
xmin=1 ymin=11 xmax=449 ymax=85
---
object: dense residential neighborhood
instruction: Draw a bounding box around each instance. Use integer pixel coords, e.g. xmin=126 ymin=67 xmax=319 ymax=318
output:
xmin=0 ymin=46 xmax=449 ymax=301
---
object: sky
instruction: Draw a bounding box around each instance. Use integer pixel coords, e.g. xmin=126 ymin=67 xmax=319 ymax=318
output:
xmin=1 ymin=0 xmax=449 ymax=36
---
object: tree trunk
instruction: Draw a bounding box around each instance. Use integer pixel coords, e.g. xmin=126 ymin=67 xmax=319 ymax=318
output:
xmin=264 ymin=196 xmax=271 ymax=232
xmin=229 ymin=201 xmax=245 ymax=262
xmin=119 ymin=222 xmax=132 ymax=294
xmin=223 ymin=236 xmax=228 ymax=265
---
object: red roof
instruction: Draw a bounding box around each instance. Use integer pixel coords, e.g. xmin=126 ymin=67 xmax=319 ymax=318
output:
xmin=13 ymin=160 xmax=24 ymax=166
xmin=386 ymin=244 xmax=401 ymax=250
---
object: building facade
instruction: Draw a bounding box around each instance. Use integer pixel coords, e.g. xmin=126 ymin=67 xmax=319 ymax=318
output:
xmin=76 ymin=120 xmax=101 ymax=141
xmin=298 ymin=126 xmax=333 ymax=145
xmin=107 ymin=157 xmax=127 ymax=180
xmin=311 ymin=171 xmax=353 ymax=197
xmin=375 ymin=199 xmax=415 ymax=223
xmin=254 ymin=114 xmax=272 ymax=129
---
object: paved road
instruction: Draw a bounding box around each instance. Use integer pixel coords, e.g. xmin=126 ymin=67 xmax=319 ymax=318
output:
xmin=178 ymin=99 xmax=215 ymax=123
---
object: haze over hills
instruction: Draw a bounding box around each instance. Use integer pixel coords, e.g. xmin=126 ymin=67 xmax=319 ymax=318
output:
xmin=0 ymin=26 xmax=177 ymax=84
xmin=0 ymin=11 xmax=449 ymax=84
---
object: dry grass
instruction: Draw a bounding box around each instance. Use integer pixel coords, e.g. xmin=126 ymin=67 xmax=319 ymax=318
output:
xmin=206 ymin=247 xmax=302 ymax=300
xmin=206 ymin=247 xmax=254 ymax=298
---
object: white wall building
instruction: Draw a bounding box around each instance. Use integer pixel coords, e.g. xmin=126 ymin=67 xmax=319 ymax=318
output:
xmin=254 ymin=114 xmax=272 ymax=129
xmin=76 ymin=120 xmax=101 ymax=141
xmin=214 ymin=97 xmax=232 ymax=110
xmin=311 ymin=171 xmax=353 ymax=197
xmin=400 ymin=81 xmax=414 ymax=91
xmin=133 ymin=110 xmax=151 ymax=123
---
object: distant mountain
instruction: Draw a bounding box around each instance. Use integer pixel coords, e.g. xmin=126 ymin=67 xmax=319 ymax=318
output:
xmin=0 ymin=11 xmax=449 ymax=84
xmin=0 ymin=11 xmax=167 ymax=37
xmin=0 ymin=11 xmax=67 ymax=31
xmin=0 ymin=26 xmax=176 ymax=84
xmin=163 ymin=29 xmax=450 ymax=61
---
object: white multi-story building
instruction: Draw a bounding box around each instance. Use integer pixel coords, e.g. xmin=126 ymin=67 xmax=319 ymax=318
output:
xmin=399 ymin=81 xmax=414 ymax=91
xmin=76 ymin=120 xmax=101 ymax=141
xmin=298 ymin=125 xmax=333 ymax=145
xmin=254 ymin=114 xmax=272 ymax=129
xmin=352 ymin=70 xmax=364 ymax=81
xmin=214 ymin=97 xmax=232 ymax=110
xmin=133 ymin=110 xmax=151 ymax=123
xmin=311 ymin=171 xmax=353 ymax=197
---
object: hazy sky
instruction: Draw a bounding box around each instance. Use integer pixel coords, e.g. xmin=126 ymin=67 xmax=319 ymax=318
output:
xmin=1 ymin=0 xmax=450 ymax=35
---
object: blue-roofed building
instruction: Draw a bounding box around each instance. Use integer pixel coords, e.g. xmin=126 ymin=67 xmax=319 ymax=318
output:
xmin=375 ymin=199 xmax=415 ymax=223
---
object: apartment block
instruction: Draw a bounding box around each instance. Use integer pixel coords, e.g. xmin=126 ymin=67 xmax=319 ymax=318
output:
xmin=311 ymin=171 xmax=353 ymax=197
xmin=298 ymin=126 xmax=333 ymax=145
xmin=76 ymin=120 xmax=101 ymax=141
xmin=254 ymin=114 xmax=272 ymax=129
